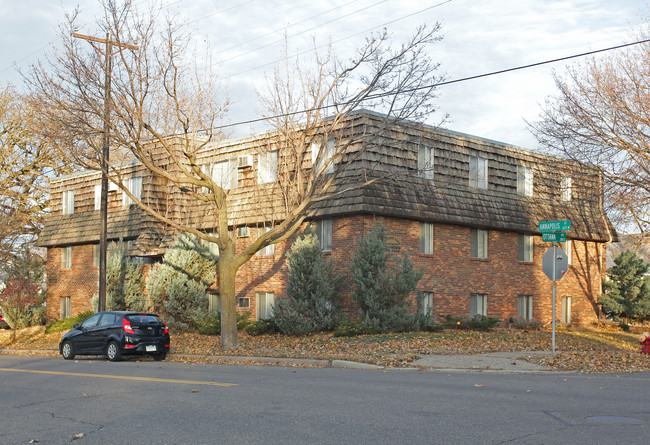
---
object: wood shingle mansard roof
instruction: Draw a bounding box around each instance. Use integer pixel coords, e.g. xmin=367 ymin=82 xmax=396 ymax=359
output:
xmin=37 ymin=111 xmax=616 ymax=254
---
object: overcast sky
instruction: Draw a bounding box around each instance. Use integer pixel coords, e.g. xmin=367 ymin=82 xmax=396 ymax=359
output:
xmin=0 ymin=0 xmax=645 ymax=149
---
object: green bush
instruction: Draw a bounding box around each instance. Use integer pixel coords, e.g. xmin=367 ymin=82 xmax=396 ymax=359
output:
xmin=439 ymin=314 xmax=500 ymax=331
xmin=333 ymin=320 xmax=382 ymax=337
xmin=45 ymin=311 xmax=94 ymax=333
xmin=272 ymin=233 xmax=342 ymax=335
xmin=196 ymin=312 xmax=255 ymax=336
xmin=512 ymin=318 xmax=543 ymax=331
xmin=245 ymin=318 xmax=279 ymax=336
xmin=350 ymin=223 xmax=423 ymax=332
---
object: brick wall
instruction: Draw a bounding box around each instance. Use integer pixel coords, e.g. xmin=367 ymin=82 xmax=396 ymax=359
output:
xmin=46 ymin=215 xmax=604 ymax=325
xmin=46 ymin=245 xmax=98 ymax=321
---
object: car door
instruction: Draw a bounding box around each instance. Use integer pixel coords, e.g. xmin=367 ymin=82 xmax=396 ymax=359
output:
xmin=73 ymin=313 xmax=102 ymax=353
xmin=86 ymin=313 xmax=119 ymax=353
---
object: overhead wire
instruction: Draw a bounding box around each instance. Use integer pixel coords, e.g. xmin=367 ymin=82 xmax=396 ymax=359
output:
xmin=213 ymin=37 xmax=650 ymax=130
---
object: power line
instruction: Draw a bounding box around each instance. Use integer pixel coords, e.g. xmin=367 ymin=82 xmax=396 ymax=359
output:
xmin=221 ymin=0 xmax=454 ymax=79
xmin=215 ymin=37 xmax=650 ymax=130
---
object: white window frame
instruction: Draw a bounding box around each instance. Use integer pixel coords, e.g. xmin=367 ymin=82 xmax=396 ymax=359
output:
xmin=311 ymin=138 xmax=335 ymax=175
xmin=123 ymin=176 xmax=143 ymax=206
xmin=561 ymin=240 xmax=572 ymax=265
xmin=237 ymin=226 xmax=248 ymax=237
xmin=561 ymin=176 xmax=572 ymax=202
xmin=420 ymin=292 xmax=434 ymax=316
xmin=258 ymin=150 xmax=278 ymax=184
xmin=212 ymin=159 xmax=238 ymax=190
xmin=518 ymin=234 xmax=533 ymax=262
xmin=61 ymin=246 xmax=72 ymax=270
xmin=419 ymin=222 xmax=434 ymax=255
xmin=517 ymin=295 xmax=533 ymax=320
xmin=314 ymin=218 xmax=332 ymax=252
xmin=469 ymin=156 xmax=488 ymax=189
xmin=93 ymin=244 xmax=100 ymax=268
xmin=208 ymin=294 xmax=221 ymax=314
xmin=238 ymin=297 xmax=250 ymax=308
xmin=418 ymin=145 xmax=434 ymax=179
xmin=517 ymin=166 xmax=533 ymax=197
xmin=561 ymin=296 xmax=572 ymax=323
xmin=60 ymin=296 xmax=71 ymax=319
xmin=256 ymin=292 xmax=275 ymax=320
xmin=258 ymin=225 xmax=275 ymax=256
xmin=470 ymin=228 xmax=488 ymax=259
xmin=94 ymin=184 xmax=102 ymax=210
xmin=62 ymin=190 xmax=75 ymax=215
xmin=470 ymin=293 xmax=487 ymax=317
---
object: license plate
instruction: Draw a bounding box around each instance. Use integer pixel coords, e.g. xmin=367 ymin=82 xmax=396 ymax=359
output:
xmin=146 ymin=345 xmax=157 ymax=352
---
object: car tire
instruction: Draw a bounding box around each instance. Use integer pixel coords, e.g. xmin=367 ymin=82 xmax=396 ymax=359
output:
xmin=106 ymin=341 xmax=122 ymax=362
xmin=61 ymin=341 xmax=75 ymax=360
xmin=152 ymin=352 xmax=167 ymax=361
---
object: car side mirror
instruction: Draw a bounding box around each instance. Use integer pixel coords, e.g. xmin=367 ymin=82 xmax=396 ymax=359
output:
xmin=73 ymin=323 xmax=80 ymax=329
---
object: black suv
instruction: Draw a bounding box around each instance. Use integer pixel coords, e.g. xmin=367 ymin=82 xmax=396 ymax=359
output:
xmin=59 ymin=311 xmax=170 ymax=361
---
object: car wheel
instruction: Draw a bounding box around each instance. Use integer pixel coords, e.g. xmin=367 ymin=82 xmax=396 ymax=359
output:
xmin=61 ymin=341 xmax=75 ymax=360
xmin=152 ymin=352 xmax=167 ymax=361
xmin=106 ymin=341 xmax=122 ymax=362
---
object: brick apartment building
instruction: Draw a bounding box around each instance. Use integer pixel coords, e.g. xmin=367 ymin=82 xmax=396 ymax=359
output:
xmin=37 ymin=111 xmax=616 ymax=325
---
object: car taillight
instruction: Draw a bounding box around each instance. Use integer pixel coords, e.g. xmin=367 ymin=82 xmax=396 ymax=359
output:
xmin=122 ymin=318 xmax=135 ymax=334
xmin=162 ymin=322 xmax=169 ymax=335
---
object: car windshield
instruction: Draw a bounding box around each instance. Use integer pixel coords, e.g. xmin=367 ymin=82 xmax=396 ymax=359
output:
xmin=125 ymin=314 xmax=161 ymax=325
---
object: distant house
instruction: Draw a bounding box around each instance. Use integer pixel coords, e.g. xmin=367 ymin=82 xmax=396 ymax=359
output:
xmin=37 ymin=111 xmax=616 ymax=325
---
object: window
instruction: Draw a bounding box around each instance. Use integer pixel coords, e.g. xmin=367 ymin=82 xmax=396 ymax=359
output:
xmin=517 ymin=166 xmax=533 ymax=197
xmin=258 ymin=150 xmax=278 ymax=184
xmin=93 ymin=244 xmax=100 ymax=268
xmin=60 ymin=296 xmax=71 ymax=319
xmin=561 ymin=240 xmax=572 ymax=265
xmin=518 ymin=234 xmax=533 ymax=262
xmin=238 ymin=297 xmax=250 ymax=308
xmin=561 ymin=296 xmax=572 ymax=323
xmin=418 ymin=145 xmax=434 ymax=179
xmin=123 ymin=176 xmax=142 ymax=206
xmin=561 ymin=176 xmax=572 ymax=202
xmin=469 ymin=156 xmax=488 ymax=189
xmin=470 ymin=229 xmax=488 ymax=259
xmin=237 ymin=226 xmax=248 ymax=237
xmin=420 ymin=292 xmax=434 ymax=316
xmin=314 ymin=218 xmax=332 ymax=251
xmin=61 ymin=246 xmax=72 ymax=270
xmin=311 ymin=138 xmax=335 ymax=174
xmin=94 ymin=184 xmax=102 ymax=210
xmin=208 ymin=294 xmax=221 ymax=314
xmin=470 ymin=293 xmax=487 ymax=317
xmin=258 ymin=226 xmax=275 ymax=256
xmin=419 ymin=222 xmax=434 ymax=254
xmin=62 ymin=190 xmax=75 ymax=215
xmin=518 ymin=295 xmax=533 ymax=320
xmin=201 ymin=232 xmax=220 ymax=259
xmin=212 ymin=159 xmax=238 ymax=190
xmin=256 ymin=292 xmax=275 ymax=320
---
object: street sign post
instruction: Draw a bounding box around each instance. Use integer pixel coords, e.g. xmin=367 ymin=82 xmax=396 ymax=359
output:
xmin=542 ymin=244 xmax=569 ymax=358
xmin=542 ymin=232 xmax=567 ymax=243
xmin=538 ymin=220 xmax=571 ymax=232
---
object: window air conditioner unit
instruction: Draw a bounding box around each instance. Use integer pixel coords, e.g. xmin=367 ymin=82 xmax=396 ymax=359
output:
xmin=238 ymin=155 xmax=253 ymax=168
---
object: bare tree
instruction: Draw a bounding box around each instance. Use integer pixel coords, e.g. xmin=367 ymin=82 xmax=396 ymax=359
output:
xmin=31 ymin=0 xmax=445 ymax=349
xmin=529 ymin=31 xmax=650 ymax=233
xmin=0 ymin=85 xmax=68 ymax=265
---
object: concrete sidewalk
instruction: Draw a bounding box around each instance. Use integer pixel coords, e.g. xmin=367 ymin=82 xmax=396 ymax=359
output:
xmin=1 ymin=348 xmax=560 ymax=372
xmin=412 ymin=351 xmax=559 ymax=373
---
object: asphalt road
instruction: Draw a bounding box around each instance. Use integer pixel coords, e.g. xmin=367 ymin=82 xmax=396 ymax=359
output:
xmin=1 ymin=356 xmax=649 ymax=444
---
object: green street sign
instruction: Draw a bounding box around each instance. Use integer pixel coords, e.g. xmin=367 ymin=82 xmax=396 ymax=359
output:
xmin=539 ymin=220 xmax=571 ymax=232
xmin=542 ymin=232 xmax=567 ymax=242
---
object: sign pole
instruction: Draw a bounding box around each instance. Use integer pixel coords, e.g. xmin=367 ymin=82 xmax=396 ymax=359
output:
xmin=551 ymin=242 xmax=556 ymax=357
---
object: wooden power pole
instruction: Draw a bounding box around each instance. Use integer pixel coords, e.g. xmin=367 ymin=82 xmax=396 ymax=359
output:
xmin=73 ymin=32 xmax=138 ymax=312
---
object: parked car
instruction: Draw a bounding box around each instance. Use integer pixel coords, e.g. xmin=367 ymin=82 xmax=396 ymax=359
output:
xmin=59 ymin=311 xmax=170 ymax=362
xmin=0 ymin=314 xmax=9 ymax=329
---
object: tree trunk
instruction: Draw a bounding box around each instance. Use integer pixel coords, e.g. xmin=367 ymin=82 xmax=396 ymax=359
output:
xmin=219 ymin=251 xmax=239 ymax=350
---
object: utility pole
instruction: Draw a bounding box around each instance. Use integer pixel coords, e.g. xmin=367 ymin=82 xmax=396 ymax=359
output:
xmin=73 ymin=32 xmax=138 ymax=312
